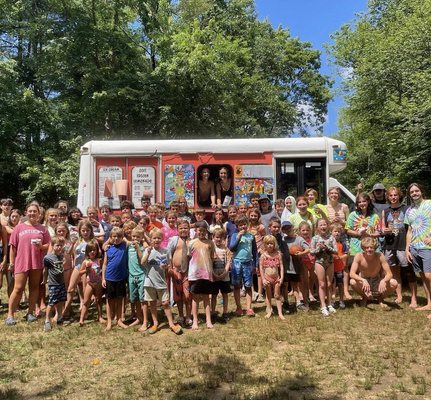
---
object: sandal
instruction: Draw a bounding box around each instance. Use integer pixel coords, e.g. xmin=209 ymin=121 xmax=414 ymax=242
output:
xmin=148 ymin=324 xmax=159 ymax=334
xmin=170 ymin=324 xmax=183 ymax=335
xmin=5 ymin=317 xmax=17 ymax=326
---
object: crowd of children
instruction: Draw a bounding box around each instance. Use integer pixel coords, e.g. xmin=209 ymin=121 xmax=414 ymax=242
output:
xmin=1 ymin=182 xmax=430 ymax=333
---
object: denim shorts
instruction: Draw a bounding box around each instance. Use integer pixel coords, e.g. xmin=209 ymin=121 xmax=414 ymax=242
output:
xmin=231 ymin=259 xmax=254 ymax=288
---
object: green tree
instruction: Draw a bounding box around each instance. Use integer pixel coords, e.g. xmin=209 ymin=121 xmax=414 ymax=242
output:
xmin=331 ymin=0 xmax=431 ymax=193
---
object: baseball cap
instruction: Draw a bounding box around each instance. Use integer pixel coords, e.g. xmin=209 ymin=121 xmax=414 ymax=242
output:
xmin=281 ymin=221 xmax=293 ymax=229
xmin=372 ymin=183 xmax=385 ymax=191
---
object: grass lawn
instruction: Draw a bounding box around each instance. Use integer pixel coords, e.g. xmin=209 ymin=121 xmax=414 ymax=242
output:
xmin=0 ymin=287 xmax=430 ymax=400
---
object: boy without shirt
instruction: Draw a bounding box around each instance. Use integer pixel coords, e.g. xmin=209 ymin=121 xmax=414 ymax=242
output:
xmin=350 ymin=237 xmax=398 ymax=307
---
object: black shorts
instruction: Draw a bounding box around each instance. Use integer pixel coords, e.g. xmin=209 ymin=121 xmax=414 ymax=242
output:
xmin=189 ymin=279 xmax=213 ymax=295
xmin=211 ymin=281 xmax=232 ymax=295
xmin=106 ymin=280 xmax=127 ymax=299
xmin=333 ymin=271 xmax=344 ymax=286
xmin=48 ymin=284 xmax=67 ymax=306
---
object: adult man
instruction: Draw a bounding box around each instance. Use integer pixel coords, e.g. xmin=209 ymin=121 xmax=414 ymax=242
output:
xmin=404 ymin=183 xmax=431 ymax=313
xmin=371 ymin=183 xmax=389 ymax=218
xmin=350 ymin=237 xmax=397 ymax=307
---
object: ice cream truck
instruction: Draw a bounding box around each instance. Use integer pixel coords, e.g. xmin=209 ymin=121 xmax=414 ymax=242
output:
xmin=77 ymin=137 xmax=353 ymax=212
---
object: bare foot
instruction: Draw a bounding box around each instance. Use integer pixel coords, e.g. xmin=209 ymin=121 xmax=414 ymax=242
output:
xmin=344 ymin=293 xmax=353 ymax=300
xmin=117 ymin=319 xmax=128 ymax=329
xmin=206 ymin=323 xmax=214 ymax=329
xmin=409 ymin=301 xmax=418 ymax=309
xmin=395 ymin=297 xmax=402 ymax=304
xmin=265 ymin=312 xmax=272 ymax=319
xmin=105 ymin=324 xmax=112 ymax=331
xmin=191 ymin=324 xmax=199 ymax=330
xmin=98 ymin=317 xmax=106 ymax=324
xmin=138 ymin=324 xmax=148 ymax=332
xmin=427 ymin=314 xmax=431 ymax=320
xmin=379 ymin=302 xmax=389 ymax=310
xmin=416 ymin=305 xmax=431 ymax=311
xmin=79 ymin=321 xmax=84 ymax=327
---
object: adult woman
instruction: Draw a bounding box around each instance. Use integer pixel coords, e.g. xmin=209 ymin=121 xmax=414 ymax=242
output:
xmin=5 ymin=203 xmax=50 ymax=325
xmin=289 ymin=197 xmax=315 ymax=232
xmin=281 ymin=196 xmax=297 ymax=223
xmin=54 ymin=200 xmax=69 ymax=215
xmin=216 ymin=167 xmax=233 ymax=207
xmin=305 ymin=189 xmax=328 ymax=219
xmin=326 ymin=187 xmax=349 ymax=225
xmin=198 ymin=168 xmax=216 ymax=208
xmin=345 ymin=193 xmax=381 ymax=299
xmin=0 ymin=198 xmax=13 ymax=227
xmin=382 ymin=187 xmax=417 ymax=307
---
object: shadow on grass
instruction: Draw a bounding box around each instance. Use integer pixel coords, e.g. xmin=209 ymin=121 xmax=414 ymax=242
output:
xmin=171 ymin=354 xmax=342 ymax=400
xmin=0 ymin=387 xmax=22 ymax=400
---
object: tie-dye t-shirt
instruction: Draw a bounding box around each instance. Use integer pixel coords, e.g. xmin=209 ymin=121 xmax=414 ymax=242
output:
xmin=404 ymin=200 xmax=431 ymax=250
xmin=188 ymin=238 xmax=215 ymax=281
xmin=346 ymin=211 xmax=381 ymax=255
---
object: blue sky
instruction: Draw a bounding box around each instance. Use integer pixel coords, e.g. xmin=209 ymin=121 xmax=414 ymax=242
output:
xmin=254 ymin=0 xmax=368 ymax=136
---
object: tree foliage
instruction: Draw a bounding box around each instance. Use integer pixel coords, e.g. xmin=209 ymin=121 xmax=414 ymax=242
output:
xmin=331 ymin=0 xmax=431 ymax=194
xmin=0 ymin=0 xmax=331 ymax=206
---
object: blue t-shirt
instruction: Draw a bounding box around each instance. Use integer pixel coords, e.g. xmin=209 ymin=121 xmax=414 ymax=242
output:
xmin=105 ymin=242 xmax=128 ymax=281
xmin=228 ymin=232 xmax=256 ymax=263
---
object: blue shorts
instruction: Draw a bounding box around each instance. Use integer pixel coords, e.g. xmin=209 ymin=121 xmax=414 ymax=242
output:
xmin=410 ymin=247 xmax=431 ymax=273
xmin=48 ymin=284 xmax=67 ymax=306
xmin=231 ymin=259 xmax=254 ymax=288
xmin=333 ymin=271 xmax=344 ymax=286
xmin=129 ymin=275 xmax=145 ymax=303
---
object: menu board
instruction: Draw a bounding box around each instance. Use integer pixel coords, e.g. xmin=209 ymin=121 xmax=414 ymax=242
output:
xmin=234 ymin=164 xmax=274 ymax=205
xmin=164 ymin=164 xmax=195 ymax=208
xmin=131 ymin=166 xmax=156 ymax=207
xmin=98 ymin=166 xmax=123 ymax=209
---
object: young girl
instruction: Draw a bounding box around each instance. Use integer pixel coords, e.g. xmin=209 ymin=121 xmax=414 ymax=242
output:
xmin=161 ymin=211 xmax=178 ymax=249
xmin=209 ymin=208 xmax=225 ymax=236
xmin=247 ymin=208 xmax=266 ymax=303
xmin=210 ymin=228 xmax=231 ymax=323
xmin=298 ymin=221 xmax=317 ymax=303
xmin=87 ymin=206 xmax=105 ymax=244
xmin=44 ymin=208 xmax=59 ymax=238
xmin=237 ymin=202 xmax=248 ymax=216
xmin=259 ymin=235 xmax=285 ymax=320
xmin=281 ymin=196 xmax=297 ymax=223
xmin=310 ymin=219 xmax=337 ymax=317
xmin=63 ymin=220 xmax=94 ymax=319
xmin=79 ymin=239 xmax=105 ymax=326
xmin=53 ymin=222 xmax=74 ymax=290
xmin=289 ymin=196 xmax=315 ymax=234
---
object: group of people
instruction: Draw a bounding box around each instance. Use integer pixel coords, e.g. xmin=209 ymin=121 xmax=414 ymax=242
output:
xmin=0 ymin=180 xmax=430 ymax=334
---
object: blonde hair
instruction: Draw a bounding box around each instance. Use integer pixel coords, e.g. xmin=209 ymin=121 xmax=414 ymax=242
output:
xmin=262 ymin=234 xmax=278 ymax=251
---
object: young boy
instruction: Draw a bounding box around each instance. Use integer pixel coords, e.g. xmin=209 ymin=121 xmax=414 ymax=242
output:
xmin=167 ymin=219 xmax=192 ymax=327
xmin=100 ymin=204 xmax=112 ymax=242
xmin=188 ymin=221 xmax=215 ymax=329
xmin=275 ymin=199 xmax=285 ymax=219
xmin=43 ymin=237 xmax=67 ymax=331
xmin=109 ymin=214 xmax=122 ymax=228
xmin=127 ymin=226 xmax=149 ymax=331
xmin=141 ymin=228 xmax=182 ymax=335
xmin=332 ymin=223 xmax=349 ymax=309
xmin=281 ymin=221 xmax=307 ymax=311
xmin=146 ymin=205 xmax=164 ymax=232
xmin=211 ymin=228 xmax=232 ymax=323
xmin=102 ymin=227 xmax=129 ymax=331
xmin=228 ymin=215 xmax=257 ymax=317
xmin=268 ymin=218 xmax=290 ymax=312
xmin=224 ymin=205 xmax=238 ymax=243
xmin=190 ymin=208 xmax=209 ymax=238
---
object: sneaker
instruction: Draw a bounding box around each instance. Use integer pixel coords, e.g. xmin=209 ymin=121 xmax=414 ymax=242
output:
xmin=296 ymin=302 xmax=308 ymax=311
xmin=321 ymin=307 xmax=330 ymax=317
xmin=56 ymin=318 xmax=64 ymax=325
xmin=44 ymin=321 xmax=52 ymax=332
xmin=62 ymin=319 xmax=71 ymax=326
xmin=5 ymin=317 xmax=17 ymax=326
xmin=256 ymin=294 xmax=265 ymax=303
xmin=252 ymin=292 xmax=259 ymax=302
xmin=240 ymin=289 xmax=246 ymax=297
xmin=339 ymin=301 xmax=346 ymax=309
xmin=235 ymin=309 xmax=244 ymax=317
xmin=219 ymin=313 xmax=229 ymax=324
xmin=26 ymin=314 xmax=38 ymax=323
xmin=327 ymin=305 xmax=337 ymax=314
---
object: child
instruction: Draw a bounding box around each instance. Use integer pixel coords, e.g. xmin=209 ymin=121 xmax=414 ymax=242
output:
xmin=167 ymin=219 xmax=192 ymax=326
xmin=224 ymin=205 xmax=238 ymax=243
xmin=102 ymin=227 xmax=129 ymax=330
xmin=43 ymin=237 xmax=67 ymax=331
xmin=146 ymin=206 xmax=163 ymax=232
xmin=247 ymin=208 xmax=266 ymax=303
xmin=258 ymin=194 xmax=278 ymax=233
xmin=53 ymin=222 xmax=74 ymax=290
xmin=297 ymin=221 xmax=317 ymax=303
xmin=79 ymin=239 xmax=105 ymax=326
xmin=331 ymin=223 xmax=348 ymax=309
xmin=63 ymin=220 xmax=94 ymax=319
xmin=281 ymin=221 xmax=308 ymax=311
xmin=141 ymin=229 xmax=182 ymax=335
xmin=228 ymin=215 xmax=257 ymax=317
xmin=310 ymin=219 xmax=337 ymax=316
xmin=121 ymin=211 xmax=133 ymax=226
xmin=211 ymin=228 xmax=232 ymax=323
xmin=188 ymin=221 xmax=215 ymax=329
xmin=161 ymin=211 xmax=178 ymax=248
xmin=122 ymin=220 xmax=137 ymax=241
xmin=209 ymin=208 xmax=225 ymax=236
xmin=259 ymin=235 xmax=284 ymax=319
xmin=274 ymin=199 xmax=285 ymax=219
xmin=127 ymin=226 xmax=148 ymax=331
xmin=190 ymin=208 xmax=209 ymax=238
xmin=100 ymin=204 xmax=112 ymax=242
xmin=238 ymin=202 xmax=248 ymax=216
xmin=109 ymin=214 xmax=122 ymax=228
